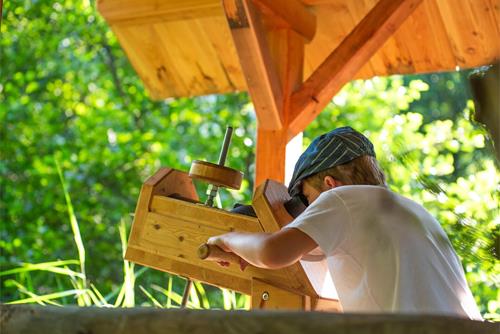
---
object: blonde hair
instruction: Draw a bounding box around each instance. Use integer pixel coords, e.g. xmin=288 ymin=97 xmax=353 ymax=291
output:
xmin=304 ymin=155 xmax=387 ymax=191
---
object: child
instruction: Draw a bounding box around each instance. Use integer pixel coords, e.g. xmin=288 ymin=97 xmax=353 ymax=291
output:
xmin=207 ymin=127 xmax=482 ymax=319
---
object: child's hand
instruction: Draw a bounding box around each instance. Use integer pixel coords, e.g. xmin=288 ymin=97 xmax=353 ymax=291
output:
xmin=207 ymin=234 xmax=231 ymax=252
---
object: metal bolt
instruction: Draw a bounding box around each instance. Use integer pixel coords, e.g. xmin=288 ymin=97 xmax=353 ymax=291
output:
xmin=262 ymin=291 xmax=269 ymax=301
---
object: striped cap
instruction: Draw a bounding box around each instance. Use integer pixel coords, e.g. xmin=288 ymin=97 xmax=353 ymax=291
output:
xmin=288 ymin=127 xmax=376 ymax=196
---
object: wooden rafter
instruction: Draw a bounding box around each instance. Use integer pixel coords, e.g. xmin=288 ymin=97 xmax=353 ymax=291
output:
xmin=287 ymin=0 xmax=424 ymax=139
xmin=223 ymin=0 xmax=284 ymax=130
xmin=222 ymin=0 xmax=310 ymax=184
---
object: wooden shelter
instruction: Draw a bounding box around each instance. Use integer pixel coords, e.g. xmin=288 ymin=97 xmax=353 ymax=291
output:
xmin=98 ymin=0 xmax=499 ymax=185
xmin=97 ymin=0 xmax=499 ymax=310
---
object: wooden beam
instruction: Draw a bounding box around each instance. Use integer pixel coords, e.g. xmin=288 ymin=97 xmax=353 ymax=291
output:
xmin=255 ymin=29 xmax=305 ymax=185
xmin=4 ymin=305 xmax=496 ymax=334
xmin=255 ymin=129 xmax=287 ymax=185
xmin=97 ymin=0 xmax=221 ymax=25
xmin=223 ymin=0 xmax=284 ymax=130
xmin=252 ymin=0 xmax=316 ymax=42
xmin=288 ymin=0 xmax=424 ymax=139
xmin=222 ymin=1 xmax=308 ymax=182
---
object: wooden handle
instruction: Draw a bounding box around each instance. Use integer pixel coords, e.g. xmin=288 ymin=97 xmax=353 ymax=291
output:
xmin=197 ymin=243 xmax=242 ymax=265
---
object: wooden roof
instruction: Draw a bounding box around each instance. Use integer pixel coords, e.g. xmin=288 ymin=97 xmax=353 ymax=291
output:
xmin=98 ymin=0 xmax=500 ymax=100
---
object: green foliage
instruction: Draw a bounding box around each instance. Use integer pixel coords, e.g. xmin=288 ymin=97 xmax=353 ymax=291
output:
xmin=1 ymin=0 xmax=498 ymax=319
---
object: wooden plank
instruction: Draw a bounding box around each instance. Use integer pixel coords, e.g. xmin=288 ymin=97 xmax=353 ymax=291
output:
xmin=125 ymin=246 xmax=252 ymax=294
xmin=150 ymin=196 xmax=262 ymax=233
xmin=223 ymin=0 xmax=284 ymax=130
xmin=391 ymin=0 xmax=438 ymax=73
xmin=97 ymin=0 xmax=221 ymax=25
xmin=436 ymin=0 xmax=500 ymax=68
xmin=304 ymin=1 xmax=366 ymax=79
xmin=288 ymin=0 xmax=423 ymax=139
xmin=251 ymin=278 xmax=306 ymax=310
xmin=402 ymin=0 xmax=455 ymax=72
xmin=253 ymin=179 xmax=294 ymax=232
xmin=198 ymin=18 xmax=248 ymax=91
xmin=252 ymin=0 xmax=316 ymax=41
xmin=111 ymin=23 xmax=190 ymax=99
xmin=4 ymin=304 xmax=497 ymax=334
xmin=128 ymin=168 xmax=196 ymax=246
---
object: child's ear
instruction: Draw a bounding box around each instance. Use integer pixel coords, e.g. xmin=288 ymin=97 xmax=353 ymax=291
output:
xmin=323 ymin=176 xmax=341 ymax=189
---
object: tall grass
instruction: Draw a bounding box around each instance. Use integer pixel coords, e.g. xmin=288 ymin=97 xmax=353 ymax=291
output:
xmin=1 ymin=158 xmax=249 ymax=309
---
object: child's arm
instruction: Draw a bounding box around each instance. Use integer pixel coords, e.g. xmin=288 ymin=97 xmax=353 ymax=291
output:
xmin=207 ymin=228 xmax=317 ymax=269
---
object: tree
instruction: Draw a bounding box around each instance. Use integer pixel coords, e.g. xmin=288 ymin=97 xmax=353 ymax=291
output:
xmin=1 ymin=0 xmax=497 ymax=318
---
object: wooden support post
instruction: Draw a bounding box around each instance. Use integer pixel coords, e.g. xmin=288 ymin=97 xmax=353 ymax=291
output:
xmin=255 ymin=129 xmax=287 ymax=186
xmin=255 ymin=28 xmax=305 ymax=185
xmin=223 ymin=0 xmax=310 ymax=185
xmin=288 ymin=0 xmax=424 ymax=139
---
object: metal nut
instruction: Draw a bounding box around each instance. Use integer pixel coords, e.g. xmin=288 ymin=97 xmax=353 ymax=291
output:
xmin=262 ymin=291 xmax=269 ymax=301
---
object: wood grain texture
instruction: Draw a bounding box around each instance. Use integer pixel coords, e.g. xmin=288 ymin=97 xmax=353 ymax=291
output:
xmin=99 ymin=0 xmax=500 ymax=100
xmin=128 ymin=168 xmax=198 ymax=247
xmin=253 ymin=28 xmax=304 ymax=183
xmin=288 ymin=0 xmax=424 ymax=139
xmin=251 ymin=278 xmax=306 ymax=309
xmin=97 ymin=0 xmax=221 ymax=24
xmin=189 ymin=160 xmax=243 ymax=190
xmin=126 ymin=178 xmax=318 ymax=297
xmin=223 ymin=0 xmax=284 ymax=130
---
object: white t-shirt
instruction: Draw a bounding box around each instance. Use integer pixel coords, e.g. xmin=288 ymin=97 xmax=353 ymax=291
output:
xmin=283 ymin=185 xmax=482 ymax=319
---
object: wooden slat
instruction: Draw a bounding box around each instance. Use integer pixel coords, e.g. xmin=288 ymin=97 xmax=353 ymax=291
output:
xmin=150 ymin=196 xmax=262 ymax=232
xmin=97 ymin=0 xmax=221 ymax=24
xmin=155 ymin=19 xmax=229 ymax=94
xmin=253 ymin=0 xmax=316 ymax=41
xmin=399 ymin=0 xmax=455 ymax=72
xmin=100 ymin=0 xmax=499 ymax=100
xmin=288 ymin=0 xmax=423 ymax=139
xmin=112 ymin=24 xmax=190 ymax=98
xmin=126 ymin=246 xmax=252 ymax=293
xmin=304 ymin=1 xmax=370 ymax=79
xmin=198 ymin=18 xmax=248 ymax=91
xmin=128 ymin=168 xmax=197 ymax=246
xmin=223 ymin=0 xmax=284 ymax=130
xmin=437 ymin=0 xmax=500 ymax=68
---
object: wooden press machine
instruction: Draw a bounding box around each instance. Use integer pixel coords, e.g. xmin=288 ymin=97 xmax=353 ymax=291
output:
xmin=125 ymin=127 xmax=341 ymax=311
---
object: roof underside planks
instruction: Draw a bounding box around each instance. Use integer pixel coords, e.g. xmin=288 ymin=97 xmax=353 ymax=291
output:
xmin=98 ymin=0 xmax=500 ymax=100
